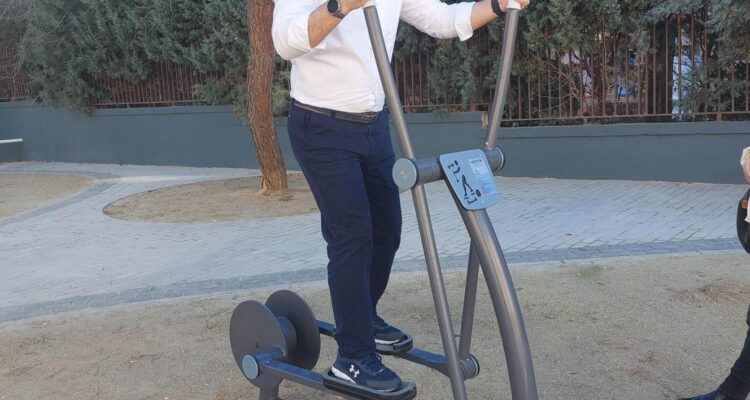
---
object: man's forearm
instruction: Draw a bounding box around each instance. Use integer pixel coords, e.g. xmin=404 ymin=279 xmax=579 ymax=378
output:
xmin=470 ymin=0 xmax=499 ymax=30
xmin=471 ymin=0 xmax=530 ymax=30
xmin=308 ymin=4 xmax=344 ymax=49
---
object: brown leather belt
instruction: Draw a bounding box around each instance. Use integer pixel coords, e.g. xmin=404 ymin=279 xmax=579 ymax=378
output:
xmin=292 ymin=100 xmax=380 ymax=125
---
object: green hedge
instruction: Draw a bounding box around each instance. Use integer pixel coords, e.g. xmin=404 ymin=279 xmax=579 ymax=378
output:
xmin=7 ymin=0 xmax=750 ymax=120
xmin=16 ymin=0 xmax=248 ymax=114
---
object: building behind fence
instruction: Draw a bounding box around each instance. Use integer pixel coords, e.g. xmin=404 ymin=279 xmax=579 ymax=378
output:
xmin=1 ymin=11 xmax=748 ymax=125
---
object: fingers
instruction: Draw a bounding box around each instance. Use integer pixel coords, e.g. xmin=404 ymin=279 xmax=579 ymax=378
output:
xmin=342 ymin=0 xmax=368 ymax=14
xmin=340 ymin=0 xmax=369 ymax=14
xmin=504 ymin=0 xmax=531 ymax=11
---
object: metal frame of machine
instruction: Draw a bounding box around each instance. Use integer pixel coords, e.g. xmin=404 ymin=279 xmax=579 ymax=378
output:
xmin=229 ymin=2 xmax=539 ymax=399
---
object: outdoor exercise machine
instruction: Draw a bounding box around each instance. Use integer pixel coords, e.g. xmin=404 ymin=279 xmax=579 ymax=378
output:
xmin=229 ymin=1 xmax=538 ymax=399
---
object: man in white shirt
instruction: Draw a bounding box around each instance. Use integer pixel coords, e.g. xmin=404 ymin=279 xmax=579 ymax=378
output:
xmin=272 ymin=0 xmax=528 ymax=391
xmin=679 ymin=148 xmax=750 ymax=400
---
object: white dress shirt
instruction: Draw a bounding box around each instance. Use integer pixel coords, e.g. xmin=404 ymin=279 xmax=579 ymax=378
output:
xmin=272 ymin=0 xmax=475 ymax=113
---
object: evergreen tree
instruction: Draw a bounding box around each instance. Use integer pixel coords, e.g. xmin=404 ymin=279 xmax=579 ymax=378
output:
xmin=11 ymin=0 xmax=750 ymax=121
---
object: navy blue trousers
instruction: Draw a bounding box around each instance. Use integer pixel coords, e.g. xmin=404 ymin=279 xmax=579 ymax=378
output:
xmin=287 ymin=102 xmax=402 ymax=359
xmin=719 ymin=305 xmax=750 ymax=399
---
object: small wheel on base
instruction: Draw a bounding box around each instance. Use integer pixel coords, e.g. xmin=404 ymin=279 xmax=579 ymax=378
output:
xmin=229 ymin=300 xmax=286 ymax=389
xmin=266 ymin=290 xmax=321 ymax=370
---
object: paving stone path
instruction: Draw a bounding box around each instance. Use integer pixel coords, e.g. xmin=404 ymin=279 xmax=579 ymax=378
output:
xmin=0 ymin=162 xmax=744 ymax=322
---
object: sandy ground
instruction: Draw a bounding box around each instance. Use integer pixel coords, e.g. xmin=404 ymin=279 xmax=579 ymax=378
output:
xmin=0 ymin=173 xmax=92 ymax=219
xmin=1 ymin=252 xmax=749 ymax=400
xmin=104 ymin=173 xmax=318 ymax=222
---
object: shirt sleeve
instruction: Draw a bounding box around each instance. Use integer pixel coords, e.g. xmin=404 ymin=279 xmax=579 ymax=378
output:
xmin=272 ymin=0 xmax=327 ymax=60
xmin=400 ymin=0 xmax=475 ymax=41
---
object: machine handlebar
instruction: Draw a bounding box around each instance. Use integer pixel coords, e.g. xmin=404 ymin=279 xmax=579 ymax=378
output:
xmin=507 ymin=0 xmax=523 ymax=10
xmin=367 ymin=0 xmax=523 ymax=11
xmin=484 ymin=6 xmax=521 ymax=150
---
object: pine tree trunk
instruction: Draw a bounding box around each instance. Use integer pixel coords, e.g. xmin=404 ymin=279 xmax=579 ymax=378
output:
xmin=247 ymin=0 xmax=288 ymax=194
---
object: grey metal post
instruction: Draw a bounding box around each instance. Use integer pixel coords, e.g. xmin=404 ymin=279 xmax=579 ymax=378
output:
xmin=259 ymin=387 xmax=279 ymax=400
xmin=457 ymin=207 xmax=538 ymax=400
xmin=362 ymin=4 xmax=415 ymax=160
xmin=458 ymin=243 xmax=480 ymax=359
xmin=363 ymin=6 xmax=468 ymax=400
xmin=485 ymin=9 xmax=520 ymax=150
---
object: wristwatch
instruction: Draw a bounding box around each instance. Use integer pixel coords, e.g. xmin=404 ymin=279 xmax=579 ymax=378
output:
xmin=327 ymin=0 xmax=346 ymax=19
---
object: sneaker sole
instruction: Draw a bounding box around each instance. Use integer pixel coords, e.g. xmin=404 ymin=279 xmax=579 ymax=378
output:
xmin=375 ymin=338 xmax=400 ymax=345
xmin=330 ymin=366 xmax=400 ymax=393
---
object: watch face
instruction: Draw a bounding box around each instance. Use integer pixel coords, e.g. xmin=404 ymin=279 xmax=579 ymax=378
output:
xmin=327 ymin=0 xmax=340 ymax=14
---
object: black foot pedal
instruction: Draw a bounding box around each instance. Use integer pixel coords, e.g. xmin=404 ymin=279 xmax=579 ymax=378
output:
xmin=376 ymin=335 xmax=414 ymax=356
xmin=322 ymin=370 xmax=417 ymax=400
xmin=318 ymin=321 xmax=413 ymax=356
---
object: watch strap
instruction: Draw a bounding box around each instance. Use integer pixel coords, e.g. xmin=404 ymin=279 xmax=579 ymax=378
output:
xmin=490 ymin=0 xmax=503 ymax=16
xmin=328 ymin=0 xmax=346 ymax=19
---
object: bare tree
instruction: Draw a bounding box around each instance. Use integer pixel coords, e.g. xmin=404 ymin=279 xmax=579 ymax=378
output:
xmin=247 ymin=0 xmax=288 ymax=194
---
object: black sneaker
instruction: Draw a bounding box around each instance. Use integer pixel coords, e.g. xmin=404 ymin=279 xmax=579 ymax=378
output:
xmin=679 ymin=390 xmax=732 ymax=400
xmin=332 ymin=352 xmax=402 ymax=392
xmin=373 ymin=321 xmax=408 ymax=345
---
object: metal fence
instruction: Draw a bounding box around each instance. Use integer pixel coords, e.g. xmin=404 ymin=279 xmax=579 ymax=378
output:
xmin=0 ymin=33 xmax=27 ymax=102
xmin=2 ymin=11 xmax=748 ymax=125
xmin=394 ymin=11 xmax=749 ymax=123
xmin=85 ymin=63 xmax=221 ymax=108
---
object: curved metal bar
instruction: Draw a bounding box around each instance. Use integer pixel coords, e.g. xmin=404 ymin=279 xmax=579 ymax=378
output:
xmin=457 ymin=208 xmax=539 ymax=400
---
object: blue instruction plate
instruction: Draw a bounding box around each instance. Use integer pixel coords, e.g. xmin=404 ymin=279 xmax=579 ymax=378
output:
xmin=439 ymin=149 xmax=500 ymax=211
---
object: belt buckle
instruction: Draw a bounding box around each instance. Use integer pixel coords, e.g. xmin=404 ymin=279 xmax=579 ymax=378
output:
xmin=362 ymin=112 xmax=377 ymax=124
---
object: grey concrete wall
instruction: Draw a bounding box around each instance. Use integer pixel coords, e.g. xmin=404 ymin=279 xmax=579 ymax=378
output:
xmin=1 ymin=101 xmax=748 ymax=183
xmin=0 ymin=102 xmax=267 ymax=169
xmin=0 ymin=141 xmax=22 ymax=163
xmin=497 ymin=122 xmax=750 ymax=184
